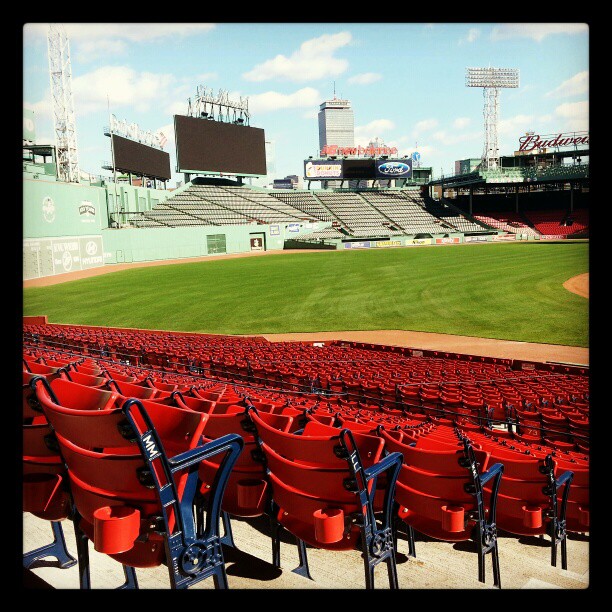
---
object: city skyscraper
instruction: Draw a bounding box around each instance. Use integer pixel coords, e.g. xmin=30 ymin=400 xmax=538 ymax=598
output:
xmin=318 ymin=97 xmax=354 ymax=152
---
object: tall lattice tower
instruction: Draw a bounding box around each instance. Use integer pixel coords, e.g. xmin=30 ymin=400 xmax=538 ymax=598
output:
xmin=466 ymin=67 xmax=519 ymax=170
xmin=48 ymin=24 xmax=80 ymax=182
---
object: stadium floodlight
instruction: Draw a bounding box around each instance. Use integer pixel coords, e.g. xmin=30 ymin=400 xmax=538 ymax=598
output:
xmin=466 ymin=67 xmax=519 ymax=170
xmin=187 ymin=85 xmax=250 ymax=126
xmin=48 ymin=24 xmax=80 ymax=183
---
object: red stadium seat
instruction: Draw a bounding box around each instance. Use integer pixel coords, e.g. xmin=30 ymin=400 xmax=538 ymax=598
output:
xmin=379 ymin=427 xmax=504 ymax=587
xmin=32 ymin=376 xmax=244 ymax=589
xmin=482 ymin=448 xmax=573 ymax=570
xmin=248 ymin=407 xmax=403 ymax=589
xmin=22 ymin=373 xmax=76 ymax=572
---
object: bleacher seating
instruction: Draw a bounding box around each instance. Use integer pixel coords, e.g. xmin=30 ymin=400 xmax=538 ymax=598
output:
xmin=271 ymin=191 xmax=334 ymax=221
xmin=22 ymin=365 xmax=78 ymax=572
xmin=359 ymin=191 xmax=450 ymax=234
xmin=523 ymin=164 xmax=589 ymax=182
xmin=22 ymin=322 xmax=590 ymax=587
xmin=313 ymin=191 xmax=404 ymax=237
xmin=525 ymin=209 xmax=589 ymax=237
xmin=29 ymin=373 xmax=243 ymax=589
xmin=248 ymin=407 xmax=403 ymax=588
xmin=128 ymin=185 xmax=318 ymax=228
xmin=473 ymin=212 xmax=541 ymax=237
xmin=422 ymin=197 xmax=491 ymax=233
xmin=380 ymin=425 xmax=504 ymax=587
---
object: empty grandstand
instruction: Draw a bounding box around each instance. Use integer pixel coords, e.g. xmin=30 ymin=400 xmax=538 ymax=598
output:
xmin=271 ymin=190 xmax=334 ymax=221
xmin=524 ymin=209 xmax=590 ymax=237
xmin=127 ymin=183 xmax=317 ymax=228
xmin=310 ymin=191 xmax=405 ymax=237
xmin=274 ymin=188 xmax=495 ymax=240
xmin=421 ymin=197 xmax=491 ymax=233
xmin=472 ymin=212 xmax=541 ymax=237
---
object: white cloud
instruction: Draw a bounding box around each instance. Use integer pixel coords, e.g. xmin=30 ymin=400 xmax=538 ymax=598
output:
xmin=347 ymin=72 xmax=382 ymax=85
xmin=498 ymin=114 xmax=537 ymax=136
xmin=248 ymin=87 xmax=320 ymax=114
xmin=24 ymin=23 xmax=216 ymax=64
xmin=75 ymin=39 xmax=127 ymax=62
xmin=242 ymin=31 xmax=352 ymax=82
xmin=302 ymin=110 xmax=318 ymax=119
xmin=356 ymin=119 xmax=395 ymax=134
xmin=459 ymin=28 xmax=480 ymax=45
xmin=453 ymin=117 xmax=471 ymax=129
xmin=192 ymin=72 xmax=218 ymax=83
xmin=71 ymin=66 xmax=175 ymax=114
xmin=354 ymin=119 xmax=395 ymax=146
xmin=165 ymin=100 xmax=188 ymax=116
xmin=24 ymin=98 xmax=52 ymax=119
xmin=490 ymin=23 xmax=588 ymax=42
xmin=554 ymin=100 xmax=589 ymax=131
xmin=24 ymin=23 xmax=216 ymax=43
xmin=413 ymin=118 xmax=438 ymax=135
xmin=546 ymin=71 xmax=588 ymax=98
xmin=411 ymin=144 xmax=437 ymax=159
xmin=432 ymin=130 xmax=481 ymax=146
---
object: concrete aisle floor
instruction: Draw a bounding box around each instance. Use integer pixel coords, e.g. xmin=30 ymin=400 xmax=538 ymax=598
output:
xmin=23 ymin=512 xmax=589 ymax=590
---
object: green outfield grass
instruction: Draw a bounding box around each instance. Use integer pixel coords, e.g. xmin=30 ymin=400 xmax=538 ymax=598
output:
xmin=23 ymin=241 xmax=589 ymax=347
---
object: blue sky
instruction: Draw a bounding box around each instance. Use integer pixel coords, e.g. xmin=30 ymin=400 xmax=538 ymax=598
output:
xmin=23 ymin=22 xmax=588 ymax=186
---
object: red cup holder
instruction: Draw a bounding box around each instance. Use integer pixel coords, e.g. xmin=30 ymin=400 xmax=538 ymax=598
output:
xmin=236 ymin=479 xmax=268 ymax=511
xmin=441 ymin=505 xmax=465 ymax=532
xmin=313 ymin=508 xmax=345 ymax=544
xmin=93 ymin=506 xmax=141 ymax=554
xmin=23 ymin=473 xmax=63 ymax=514
xmin=522 ymin=505 xmax=543 ymax=529
xmin=578 ymin=507 xmax=590 ymax=528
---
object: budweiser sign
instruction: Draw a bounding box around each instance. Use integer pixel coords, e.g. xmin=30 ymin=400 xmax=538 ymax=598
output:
xmin=518 ymin=132 xmax=589 ymax=152
xmin=321 ymin=144 xmax=399 ymax=157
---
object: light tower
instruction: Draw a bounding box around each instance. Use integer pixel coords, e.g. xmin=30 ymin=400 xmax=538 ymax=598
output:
xmin=187 ymin=85 xmax=250 ymax=125
xmin=47 ymin=24 xmax=80 ymax=182
xmin=466 ymin=67 xmax=519 ymax=170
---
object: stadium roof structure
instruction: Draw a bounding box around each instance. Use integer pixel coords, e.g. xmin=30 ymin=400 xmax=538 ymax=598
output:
xmin=23 ymin=143 xmax=56 ymax=158
xmin=429 ymin=148 xmax=590 ymax=189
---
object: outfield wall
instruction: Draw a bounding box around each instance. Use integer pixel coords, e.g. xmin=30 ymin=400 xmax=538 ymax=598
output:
xmin=23 ymin=177 xmax=173 ymax=238
xmin=24 ymin=176 xmax=328 ymax=278
xmin=99 ymin=222 xmax=323 ymax=264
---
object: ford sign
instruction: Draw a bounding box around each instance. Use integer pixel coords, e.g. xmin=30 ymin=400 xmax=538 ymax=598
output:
xmin=375 ymin=159 xmax=412 ymax=179
xmin=379 ymin=162 xmax=409 ymax=175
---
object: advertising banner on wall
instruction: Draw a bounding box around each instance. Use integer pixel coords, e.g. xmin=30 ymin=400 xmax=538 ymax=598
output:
xmin=304 ymin=160 xmax=343 ymax=179
xmin=344 ymin=241 xmax=371 ymax=249
xmin=374 ymin=240 xmax=402 ymax=248
xmin=435 ymin=237 xmax=461 ymax=244
xmin=78 ymin=200 xmax=96 ymax=223
xmin=79 ymin=236 xmax=105 ymax=269
xmin=23 ymin=235 xmax=105 ymax=280
xmin=375 ymin=159 xmax=412 ymax=179
xmin=407 ymin=238 xmax=432 ymax=245
xmin=344 ymin=240 xmax=402 ymax=249
xmin=250 ymin=237 xmax=264 ymax=251
xmin=464 ymin=235 xmax=489 ymax=243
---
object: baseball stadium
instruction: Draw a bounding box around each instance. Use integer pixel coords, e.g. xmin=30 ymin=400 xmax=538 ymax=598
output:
xmin=22 ymin=25 xmax=589 ymax=590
